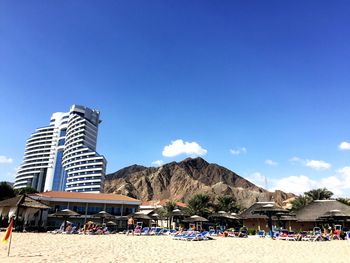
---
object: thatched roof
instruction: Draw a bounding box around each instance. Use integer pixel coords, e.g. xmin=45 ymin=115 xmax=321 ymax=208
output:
xmin=50 ymin=209 xmax=80 ymax=217
xmin=130 ymin=213 xmax=153 ymax=220
xmin=183 ymin=215 xmax=208 ymax=222
xmin=0 ymin=195 xmax=49 ymax=209
xmin=239 ymin=202 xmax=275 ymax=219
xmin=295 ymin=200 xmax=350 ymax=222
xmin=209 ymin=212 xmax=239 ymax=220
xmin=253 ymin=203 xmax=288 ymax=214
xmin=92 ymin=210 xmax=114 ymax=219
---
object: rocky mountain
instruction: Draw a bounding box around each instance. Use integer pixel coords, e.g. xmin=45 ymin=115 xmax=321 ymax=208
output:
xmin=104 ymin=157 xmax=295 ymax=208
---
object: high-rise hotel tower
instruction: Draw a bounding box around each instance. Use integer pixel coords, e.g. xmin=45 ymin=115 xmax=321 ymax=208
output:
xmin=14 ymin=105 xmax=106 ymax=193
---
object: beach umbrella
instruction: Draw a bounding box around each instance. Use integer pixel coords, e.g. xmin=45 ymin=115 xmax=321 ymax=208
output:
xmin=171 ymin=209 xmax=185 ymax=216
xmin=106 ymin=221 xmax=117 ymax=226
xmin=183 ymin=215 xmax=208 ymax=231
xmin=317 ymin=209 xmax=350 ymax=223
xmin=132 ymin=213 xmax=153 ymax=220
xmin=183 ymin=215 xmax=208 ymax=223
xmin=253 ymin=204 xmax=288 ymax=237
xmin=209 ymin=212 xmax=238 ymax=220
xmin=92 ymin=211 xmax=114 ymax=224
xmin=49 ymin=209 xmax=80 ymax=229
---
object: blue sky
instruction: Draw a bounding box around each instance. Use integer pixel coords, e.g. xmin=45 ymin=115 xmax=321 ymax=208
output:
xmin=1 ymin=1 xmax=350 ymax=196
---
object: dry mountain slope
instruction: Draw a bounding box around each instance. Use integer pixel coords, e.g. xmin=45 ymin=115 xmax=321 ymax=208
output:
xmin=104 ymin=157 xmax=294 ymax=208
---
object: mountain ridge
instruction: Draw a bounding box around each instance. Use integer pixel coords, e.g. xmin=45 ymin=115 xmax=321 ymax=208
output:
xmin=104 ymin=157 xmax=294 ymax=208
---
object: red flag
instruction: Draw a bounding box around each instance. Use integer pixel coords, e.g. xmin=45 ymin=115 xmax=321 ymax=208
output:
xmin=1 ymin=217 xmax=14 ymax=245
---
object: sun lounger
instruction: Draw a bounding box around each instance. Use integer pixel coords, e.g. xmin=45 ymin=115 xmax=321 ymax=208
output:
xmin=346 ymin=232 xmax=350 ymax=242
xmin=140 ymin=227 xmax=149 ymax=235
xmin=258 ymin=230 xmax=265 ymax=238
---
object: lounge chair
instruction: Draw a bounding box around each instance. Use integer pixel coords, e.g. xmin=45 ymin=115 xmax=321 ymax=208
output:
xmin=258 ymin=230 xmax=265 ymax=238
xmin=173 ymin=231 xmax=189 ymax=240
xmin=140 ymin=227 xmax=149 ymax=235
xmin=346 ymin=231 xmax=350 ymax=242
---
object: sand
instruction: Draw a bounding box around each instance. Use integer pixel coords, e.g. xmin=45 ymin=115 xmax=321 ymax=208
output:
xmin=0 ymin=233 xmax=350 ymax=263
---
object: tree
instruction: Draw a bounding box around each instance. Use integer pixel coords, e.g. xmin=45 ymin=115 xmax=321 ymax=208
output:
xmin=14 ymin=186 xmax=38 ymax=195
xmin=305 ymin=188 xmax=333 ymax=201
xmin=186 ymin=194 xmax=212 ymax=217
xmin=291 ymin=195 xmax=312 ymax=211
xmin=159 ymin=201 xmax=176 ymax=228
xmin=0 ymin=182 xmax=15 ymax=201
xmin=215 ymin=195 xmax=241 ymax=213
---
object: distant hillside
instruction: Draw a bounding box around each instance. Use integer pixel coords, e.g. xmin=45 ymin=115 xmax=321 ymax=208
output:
xmin=104 ymin=157 xmax=294 ymax=208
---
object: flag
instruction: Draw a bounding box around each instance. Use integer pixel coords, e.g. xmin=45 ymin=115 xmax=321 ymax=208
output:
xmin=1 ymin=217 xmax=14 ymax=245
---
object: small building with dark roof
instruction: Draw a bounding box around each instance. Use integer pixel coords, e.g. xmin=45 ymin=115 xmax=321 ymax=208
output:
xmin=240 ymin=200 xmax=350 ymax=232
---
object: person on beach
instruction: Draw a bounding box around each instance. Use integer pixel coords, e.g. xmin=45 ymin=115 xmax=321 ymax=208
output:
xmin=127 ymin=216 xmax=135 ymax=236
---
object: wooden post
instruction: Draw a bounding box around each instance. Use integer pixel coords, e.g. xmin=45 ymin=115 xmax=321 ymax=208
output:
xmin=7 ymin=229 xmax=13 ymax=257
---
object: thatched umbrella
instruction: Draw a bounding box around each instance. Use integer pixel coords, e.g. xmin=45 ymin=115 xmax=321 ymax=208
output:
xmin=209 ymin=212 xmax=238 ymax=220
xmin=171 ymin=209 xmax=187 ymax=228
xmin=92 ymin=211 xmax=114 ymax=224
xmin=150 ymin=213 xmax=160 ymax=226
xmin=183 ymin=215 xmax=208 ymax=230
xmin=106 ymin=221 xmax=117 ymax=226
xmin=183 ymin=215 xmax=208 ymax=223
xmin=129 ymin=213 xmax=153 ymax=227
xmin=253 ymin=204 xmax=288 ymax=237
xmin=132 ymin=213 xmax=153 ymax=220
xmin=317 ymin=209 xmax=350 ymax=223
xmin=50 ymin=209 xmax=80 ymax=229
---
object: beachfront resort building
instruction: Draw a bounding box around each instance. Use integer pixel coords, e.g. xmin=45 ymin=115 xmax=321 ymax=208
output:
xmin=31 ymin=191 xmax=141 ymax=229
xmin=14 ymin=105 xmax=106 ymax=193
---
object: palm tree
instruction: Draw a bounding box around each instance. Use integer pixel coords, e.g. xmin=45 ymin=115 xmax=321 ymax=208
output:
xmin=215 ymin=195 xmax=240 ymax=213
xmin=186 ymin=194 xmax=212 ymax=217
xmin=159 ymin=201 xmax=176 ymax=228
xmin=291 ymin=195 xmax=311 ymax=211
xmin=305 ymin=188 xmax=333 ymax=200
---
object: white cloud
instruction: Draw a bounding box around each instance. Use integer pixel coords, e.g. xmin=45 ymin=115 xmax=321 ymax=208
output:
xmin=270 ymin=175 xmax=317 ymax=195
xmin=305 ymin=160 xmax=331 ymax=170
xmin=247 ymin=172 xmax=267 ymax=188
xmin=270 ymin=167 xmax=350 ymax=197
xmin=289 ymin=156 xmax=303 ymax=163
xmin=0 ymin=155 xmax=13 ymax=164
xmin=151 ymin=160 xmax=164 ymax=167
xmin=339 ymin=141 xmax=350 ymax=150
xmin=229 ymin=147 xmax=247 ymax=155
xmin=265 ymin=159 xmax=278 ymax=166
xmin=162 ymin=139 xmax=207 ymax=157
xmin=289 ymin=156 xmax=331 ymax=170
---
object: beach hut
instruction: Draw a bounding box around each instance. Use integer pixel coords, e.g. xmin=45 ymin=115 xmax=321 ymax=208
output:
xmin=0 ymin=194 xmax=49 ymax=230
xmin=294 ymin=200 xmax=350 ymax=230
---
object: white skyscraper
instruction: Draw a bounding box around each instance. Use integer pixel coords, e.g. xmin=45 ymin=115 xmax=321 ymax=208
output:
xmin=14 ymin=105 xmax=106 ymax=193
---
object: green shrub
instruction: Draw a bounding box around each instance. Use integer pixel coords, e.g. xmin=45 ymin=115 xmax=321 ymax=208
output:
xmin=248 ymin=228 xmax=256 ymax=235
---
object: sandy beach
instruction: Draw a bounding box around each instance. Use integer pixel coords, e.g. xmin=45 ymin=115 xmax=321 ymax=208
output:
xmin=0 ymin=233 xmax=349 ymax=263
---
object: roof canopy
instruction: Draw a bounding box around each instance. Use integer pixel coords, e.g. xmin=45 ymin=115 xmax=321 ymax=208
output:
xmin=32 ymin=191 xmax=140 ymax=203
xmin=295 ymin=200 xmax=350 ymax=222
xmin=0 ymin=195 xmax=49 ymax=210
